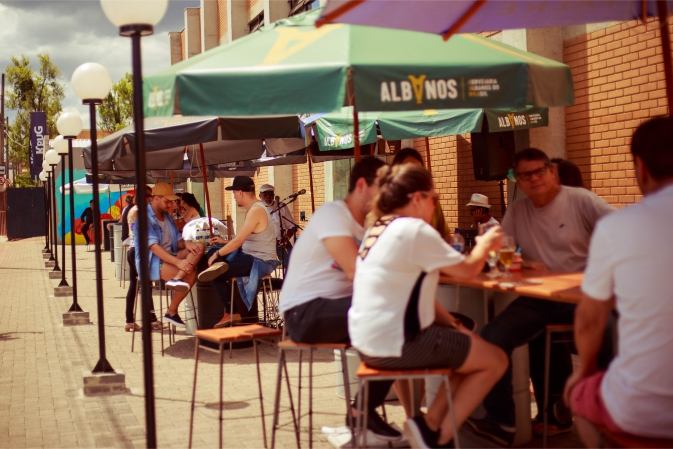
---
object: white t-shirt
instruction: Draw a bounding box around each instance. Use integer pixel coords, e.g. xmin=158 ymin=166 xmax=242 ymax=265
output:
xmin=582 ymin=184 xmax=673 ymax=439
xmin=471 ymin=216 xmax=499 ymax=228
xmin=502 ymin=186 xmax=615 ymax=272
xmin=265 ymin=201 xmax=295 ymax=240
xmin=279 ymin=201 xmax=364 ymax=313
xmin=182 ymin=217 xmax=228 ymax=246
xmin=349 ymin=218 xmax=464 ymax=357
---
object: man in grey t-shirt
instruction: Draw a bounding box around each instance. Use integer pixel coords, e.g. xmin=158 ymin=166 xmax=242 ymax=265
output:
xmin=467 ymin=149 xmax=615 ymax=445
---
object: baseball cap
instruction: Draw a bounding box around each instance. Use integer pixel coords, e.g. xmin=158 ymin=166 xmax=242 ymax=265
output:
xmin=152 ymin=182 xmax=180 ymax=201
xmin=225 ymin=176 xmax=255 ymax=192
xmin=259 ymin=184 xmax=275 ymax=193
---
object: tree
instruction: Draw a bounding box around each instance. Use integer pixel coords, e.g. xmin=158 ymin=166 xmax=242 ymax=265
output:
xmin=97 ymin=72 xmax=133 ymax=133
xmin=5 ymin=53 xmax=65 ymax=176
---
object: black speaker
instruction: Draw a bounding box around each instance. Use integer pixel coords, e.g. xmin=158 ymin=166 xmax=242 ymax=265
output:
xmin=471 ymin=123 xmax=516 ymax=181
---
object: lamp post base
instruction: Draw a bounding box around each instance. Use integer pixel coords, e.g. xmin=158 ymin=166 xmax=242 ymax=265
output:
xmin=92 ymin=358 xmax=116 ymax=374
xmin=54 ymin=286 xmax=73 ymax=297
xmin=83 ymin=369 xmax=126 ymax=396
xmin=58 ymin=279 xmax=70 ymax=288
xmin=42 ymin=249 xmax=51 ymax=254
xmin=49 ymin=271 xmax=62 ymax=279
xmin=43 ymin=253 xmax=51 ymax=259
xmin=63 ymin=311 xmax=90 ymax=326
xmin=45 ymin=260 xmax=55 ymax=268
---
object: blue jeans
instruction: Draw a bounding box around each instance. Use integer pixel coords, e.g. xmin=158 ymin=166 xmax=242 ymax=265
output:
xmin=481 ymin=296 xmax=614 ymax=427
xmin=206 ymin=248 xmax=254 ymax=314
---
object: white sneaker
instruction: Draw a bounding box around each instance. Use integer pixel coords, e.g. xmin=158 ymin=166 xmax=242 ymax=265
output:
xmin=166 ymin=279 xmax=190 ymax=292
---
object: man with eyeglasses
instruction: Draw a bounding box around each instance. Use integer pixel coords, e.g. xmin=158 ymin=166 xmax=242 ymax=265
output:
xmin=467 ymin=148 xmax=615 ymax=445
xmin=134 ymin=182 xmax=205 ymax=327
xmin=258 ymin=184 xmax=295 ymax=268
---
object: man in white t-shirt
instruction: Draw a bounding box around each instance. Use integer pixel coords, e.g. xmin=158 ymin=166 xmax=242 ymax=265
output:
xmin=280 ymin=157 xmax=401 ymax=441
xmin=468 ymin=148 xmax=616 ymax=446
xmin=563 ymin=116 xmax=673 ymax=445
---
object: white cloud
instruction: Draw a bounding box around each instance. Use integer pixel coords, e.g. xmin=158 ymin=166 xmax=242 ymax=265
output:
xmin=1 ymin=0 xmax=197 ymax=132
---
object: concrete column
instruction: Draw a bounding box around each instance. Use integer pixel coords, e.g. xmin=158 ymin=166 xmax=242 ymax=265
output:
xmin=200 ymin=0 xmax=218 ymax=52
xmin=227 ymin=0 xmax=249 ymax=42
xmin=265 ymin=0 xmax=290 ymax=25
xmin=268 ymin=165 xmax=294 ymax=215
xmin=168 ymin=31 xmax=183 ymax=65
xmin=184 ymin=7 xmax=202 ymax=59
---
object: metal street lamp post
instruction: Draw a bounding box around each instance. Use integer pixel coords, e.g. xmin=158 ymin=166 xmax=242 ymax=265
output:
xmin=53 ymin=137 xmax=69 ymax=287
xmin=45 ymin=149 xmax=62 ymax=275
xmin=57 ymin=112 xmax=84 ymax=312
xmin=101 ymin=2 xmax=168 ymax=446
xmin=72 ymin=62 xmax=114 ymax=374
xmin=39 ymin=170 xmax=49 ymax=253
xmin=42 ymin=160 xmax=54 ymax=262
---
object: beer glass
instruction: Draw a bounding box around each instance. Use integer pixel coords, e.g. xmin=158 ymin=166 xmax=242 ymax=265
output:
xmin=479 ymin=222 xmax=500 ymax=278
xmin=499 ymin=235 xmax=516 ymax=278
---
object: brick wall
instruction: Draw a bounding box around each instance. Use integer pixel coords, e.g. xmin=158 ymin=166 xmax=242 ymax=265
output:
xmin=180 ymin=30 xmax=186 ymax=61
xmin=413 ymin=136 xmax=507 ymax=231
xmin=564 ymin=19 xmax=672 ymax=208
xmin=292 ymin=161 xmax=325 ymax=223
xmin=219 ymin=167 xmax=268 ymax=222
xmin=217 ymin=0 xmax=228 ymax=40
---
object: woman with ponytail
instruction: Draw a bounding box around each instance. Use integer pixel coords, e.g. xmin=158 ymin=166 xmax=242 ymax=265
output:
xmin=349 ymin=164 xmax=508 ymax=448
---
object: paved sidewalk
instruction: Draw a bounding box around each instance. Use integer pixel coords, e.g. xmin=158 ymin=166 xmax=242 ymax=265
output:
xmin=0 ymin=237 xmax=407 ymax=448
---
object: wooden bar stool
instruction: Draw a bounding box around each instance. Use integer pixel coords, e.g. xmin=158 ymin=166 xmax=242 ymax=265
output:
xmin=188 ymin=324 xmax=282 ymax=449
xmin=543 ymin=324 xmax=575 ymax=448
xmin=355 ymin=363 xmax=460 ymax=449
xmin=259 ymin=275 xmax=282 ymax=328
xmin=270 ymin=340 xmax=354 ymax=449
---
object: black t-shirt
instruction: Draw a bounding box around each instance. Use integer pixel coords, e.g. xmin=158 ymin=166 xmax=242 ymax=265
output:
xmin=81 ymin=207 xmax=94 ymax=224
xmin=121 ymin=206 xmax=131 ymax=241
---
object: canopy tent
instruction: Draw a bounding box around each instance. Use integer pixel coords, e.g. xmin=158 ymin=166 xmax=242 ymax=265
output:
xmin=143 ymin=8 xmax=574 ymax=119
xmin=303 ymin=106 xmax=549 ymax=151
xmin=82 ymin=115 xmax=307 ymax=170
xmin=60 ymin=178 xmax=110 ymax=195
xmin=318 ymin=0 xmax=673 ymax=113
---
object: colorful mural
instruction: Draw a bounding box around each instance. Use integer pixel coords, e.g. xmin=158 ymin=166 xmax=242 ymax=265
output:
xmin=54 ymin=167 xmax=134 ymax=245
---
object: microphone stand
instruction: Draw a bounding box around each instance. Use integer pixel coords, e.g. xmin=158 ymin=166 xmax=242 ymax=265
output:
xmin=270 ymin=196 xmax=301 ymax=277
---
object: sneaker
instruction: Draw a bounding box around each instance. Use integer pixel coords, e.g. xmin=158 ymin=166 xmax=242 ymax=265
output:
xmin=125 ymin=323 xmax=141 ymax=332
xmin=347 ymin=411 xmax=402 ymax=442
xmin=213 ymin=313 xmax=242 ymax=329
xmin=404 ymin=416 xmax=438 ymax=448
xmin=532 ymin=420 xmax=572 ymax=437
xmin=198 ymin=262 xmax=229 ymax=283
xmin=166 ymin=279 xmax=190 ymax=292
xmin=164 ymin=313 xmax=186 ymax=328
xmin=465 ymin=418 xmax=515 ymax=447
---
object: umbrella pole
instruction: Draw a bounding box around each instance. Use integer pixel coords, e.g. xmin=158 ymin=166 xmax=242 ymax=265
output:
xmin=424 ymin=137 xmax=433 ymax=174
xmin=307 ymin=146 xmax=316 ymax=213
xmin=657 ymin=0 xmax=673 ymax=114
xmin=353 ymin=103 xmax=361 ymax=162
xmin=198 ymin=143 xmax=214 ymax=239
xmin=442 ymin=0 xmax=489 ymax=41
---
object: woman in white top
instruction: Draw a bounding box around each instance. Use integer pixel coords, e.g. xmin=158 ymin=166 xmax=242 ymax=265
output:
xmin=349 ymin=164 xmax=508 ymax=448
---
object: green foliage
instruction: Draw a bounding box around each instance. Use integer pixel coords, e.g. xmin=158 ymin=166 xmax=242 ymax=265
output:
xmin=98 ymin=72 xmax=134 ymax=133
xmin=5 ymin=53 xmax=65 ymax=173
xmin=12 ymin=173 xmax=38 ymax=187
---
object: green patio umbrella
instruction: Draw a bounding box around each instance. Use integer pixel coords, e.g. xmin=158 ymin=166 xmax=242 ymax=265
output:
xmin=143 ymin=9 xmax=573 ymax=118
xmin=307 ymin=106 xmax=549 ymax=151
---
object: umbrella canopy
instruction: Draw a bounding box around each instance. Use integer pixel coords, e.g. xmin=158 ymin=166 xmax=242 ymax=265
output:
xmin=82 ymin=115 xmax=307 ymax=170
xmin=304 ymin=106 xmax=549 ymax=151
xmin=143 ymin=8 xmax=574 ymax=118
xmin=319 ymin=0 xmax=673 ymax=36
xmin=60 ymin=178 xmax=110 ymax=195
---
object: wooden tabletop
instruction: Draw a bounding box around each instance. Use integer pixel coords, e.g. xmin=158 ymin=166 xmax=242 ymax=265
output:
xmin=196 ymin=324 xmax=282 ymax=343
xmin=439 ymin=270 xmax=584 ymax=304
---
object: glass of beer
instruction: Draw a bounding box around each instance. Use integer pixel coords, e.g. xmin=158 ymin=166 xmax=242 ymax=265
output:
xmin=499 ymin=236 xmax=516 ymax=278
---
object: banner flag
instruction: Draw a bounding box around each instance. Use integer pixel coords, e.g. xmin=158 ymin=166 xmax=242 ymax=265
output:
xmin=29 ymin=112 xmax=47 ymax=179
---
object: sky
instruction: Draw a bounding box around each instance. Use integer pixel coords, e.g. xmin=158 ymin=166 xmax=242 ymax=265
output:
xmin=0 ymin=0 xmax=200 ymax=129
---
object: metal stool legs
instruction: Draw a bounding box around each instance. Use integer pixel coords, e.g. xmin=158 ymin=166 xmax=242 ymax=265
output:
xmin=543 ymin=324 xmax=574 ymax=448
xmin=130 ymin=280 xmax=140 ymax=352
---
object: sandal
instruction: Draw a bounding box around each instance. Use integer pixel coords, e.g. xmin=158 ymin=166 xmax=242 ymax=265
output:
xmin=125 ymin=323 xmax=142 ymax=332
xmin=151 ymin=321 xmax=168 ymax=330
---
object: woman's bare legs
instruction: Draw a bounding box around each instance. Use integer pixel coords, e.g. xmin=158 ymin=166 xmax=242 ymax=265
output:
xmin=422 ymin=331 xmax=508 ymax=445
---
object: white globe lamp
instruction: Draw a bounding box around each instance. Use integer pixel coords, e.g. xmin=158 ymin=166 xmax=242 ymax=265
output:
xmin=53 ymin=136 xmax=69 ymax=155
xmin=45 ymin=149 xmax=60 ymax=166
xmin=101 ymin=0 xmax=168 ymax=35
xmin=72 ymin=63 xmax=112 ymax=102
xmin=42 ymin=160 xmax=52 ymax=173
xmin=56 ymin=112 xmax=83 ymax=138
xmin=39 ymin=171 xmax=47 ymax=182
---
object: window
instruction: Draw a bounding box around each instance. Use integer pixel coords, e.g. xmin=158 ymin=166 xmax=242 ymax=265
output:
xmin=289 ymin=0 xmax=316 ymax=17
xmin=249 ymin=11 xmax=264 ymax=33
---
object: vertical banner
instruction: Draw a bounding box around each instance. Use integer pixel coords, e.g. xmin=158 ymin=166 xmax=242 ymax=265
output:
xmin=29 ymin=112 xmax=47 ymax=179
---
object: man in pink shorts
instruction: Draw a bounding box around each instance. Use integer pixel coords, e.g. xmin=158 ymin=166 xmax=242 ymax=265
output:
xmin=563 ymin=116 xmax=673 ymax=445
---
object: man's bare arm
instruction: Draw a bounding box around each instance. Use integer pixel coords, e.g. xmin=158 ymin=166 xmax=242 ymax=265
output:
xmin=209 ymin=207 xmax=266 ymax=263
xmin=323 ymin=237 xmax=359 ymax=280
